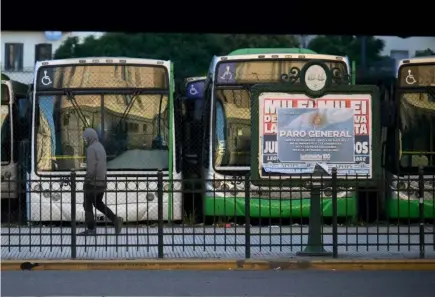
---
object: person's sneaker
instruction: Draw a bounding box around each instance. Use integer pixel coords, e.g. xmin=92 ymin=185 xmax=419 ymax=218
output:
xmin=115 ymin=217 xmax=123 ymax=234
xmin=77 ymin=229 xmax=96 ymax=236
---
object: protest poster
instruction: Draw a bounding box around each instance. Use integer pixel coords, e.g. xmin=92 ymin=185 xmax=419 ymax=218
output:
xmin=259 ymin=93 xmax=372 ymax=178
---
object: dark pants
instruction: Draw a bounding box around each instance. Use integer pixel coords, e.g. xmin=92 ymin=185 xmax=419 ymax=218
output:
xmin=83 ymin=185 xmax=117 ymax=230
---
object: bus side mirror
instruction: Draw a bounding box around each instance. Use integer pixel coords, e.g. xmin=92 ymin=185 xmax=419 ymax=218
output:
xmin=174 ymin=96 xmax=184 ymax=172
xmin=380 ymin=100 xmax=395 ymax=127
xmin=18 ymin=140 xmax=31 ymax=173
xmin=380 ymin=84 xmax=396 ymax=128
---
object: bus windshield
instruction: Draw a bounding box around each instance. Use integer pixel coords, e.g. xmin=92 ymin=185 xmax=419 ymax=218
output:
xmin=212 ymin=59 xmax=349 ymax=169
xmin=34 ymin=64 xmax=170 ymax=172
xmin=1 ymin=84 xmax=11 ymax=165
xmin=36 ymin=94 xmax=170 ymax=172
xmin=397 ymin=63 xmax=435 ymax=172
xmin=399 ymin=92 xmax=435 ymax=170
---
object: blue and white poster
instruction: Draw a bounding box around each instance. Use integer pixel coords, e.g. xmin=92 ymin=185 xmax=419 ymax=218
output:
xmin=259 ymin=93 xmax=373 ymax=178
xmin=277 ymin=108 xmax=355 ymax=163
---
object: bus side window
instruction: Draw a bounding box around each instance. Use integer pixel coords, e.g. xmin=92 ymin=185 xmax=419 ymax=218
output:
xmin=215 ymin=100 xmax=228 ymax=166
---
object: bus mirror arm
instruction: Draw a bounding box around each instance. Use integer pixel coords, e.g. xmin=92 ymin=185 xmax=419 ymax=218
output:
xmin=174 ymin=96 xmax=183 ymax=172
xmin=380 ymin=100 xmax=395 ymax=128
xmin=381 ymin=141 xmax=386 ymax=168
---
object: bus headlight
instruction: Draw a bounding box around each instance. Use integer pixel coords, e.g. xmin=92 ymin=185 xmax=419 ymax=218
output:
xmin=51 ymin=193 xmax=61 ymax=201
xmin=213 ymin=181 xmax=222 ymax=189
xmin=303 ymin=180 xmax=313 ymax=189
xmin=323 ymin=188 xmax=333 ymax=197
xmin=3 ymin=171 xmax=12 ymax=179
xmin=396 ymin=181 xmax=407 ymax=191
xmin=33 ymin=184 xmax=42 ymax=191
xmin=43 ymin=190 xmax=50 ymax=198
xmin=146 ymin=193 xmax=155 ymax=201
xmin=221 ymin=184 xmax=238 ymax=196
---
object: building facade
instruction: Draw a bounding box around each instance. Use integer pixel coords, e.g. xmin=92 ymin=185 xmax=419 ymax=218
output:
xmin=376 ymin=36 xmax=435 ymax=69
xmin=1 ymin=31 xmax=103 ymax=84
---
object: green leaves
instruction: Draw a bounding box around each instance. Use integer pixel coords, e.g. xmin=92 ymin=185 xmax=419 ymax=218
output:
xmin=54 ymin=33 xmax=300 ymax=80
xmin=308 ymin=35 xmax=385 ymax=67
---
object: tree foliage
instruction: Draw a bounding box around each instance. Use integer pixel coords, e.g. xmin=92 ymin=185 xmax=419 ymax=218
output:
xmin=308 ymin=35 xmax=386 ymax=67
xmin=54 ymin=33 xmax=300 ymax=82
xmin=415 ymin=48 xmax=435 ymax=57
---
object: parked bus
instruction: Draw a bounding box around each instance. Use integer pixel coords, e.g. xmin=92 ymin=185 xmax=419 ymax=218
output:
xmin=27 ymin=57 xmax=182 ymax=222
xmin=200 ymin=48 xmax=358 ymax=219
xmin=1 ymin=74 xmax=31 ymax=202
xmin=383 ymin=56 xmax=435 ymax=219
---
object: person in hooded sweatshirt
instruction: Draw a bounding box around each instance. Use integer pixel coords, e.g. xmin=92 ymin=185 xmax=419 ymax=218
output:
xmin=79 ymin=128 xmax=123 ymax=236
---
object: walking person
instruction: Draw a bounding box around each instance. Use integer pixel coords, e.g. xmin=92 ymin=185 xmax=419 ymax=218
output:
xmin=78 ymin=128 xmax=123 ymax=236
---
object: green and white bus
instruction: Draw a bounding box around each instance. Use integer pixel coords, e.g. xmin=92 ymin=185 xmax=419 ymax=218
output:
xmin=27 ymin=57 xmax=182 ymax=222
xmin=384 ymin=56 xmax=435 ymax=219
xmin=1 ymin=73 xmax=31 ymax=201
xmin=200 ymin=48 xmax=357 ymax=219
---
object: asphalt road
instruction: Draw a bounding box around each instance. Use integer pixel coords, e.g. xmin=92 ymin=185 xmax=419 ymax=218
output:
xmin=2 ymin=270 xmax=435 ymax=297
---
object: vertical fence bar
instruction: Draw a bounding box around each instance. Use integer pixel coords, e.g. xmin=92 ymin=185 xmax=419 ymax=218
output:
xmin=418 ymin=166 xmax=425 ymax=259
xmin=244 ymin=174 xmax=251 ymax=259
xmin=331 ymin=168 xmax=338 ymax=258
xmin=157 ymin=169 xmax=164 ymax=259
xmin=70 ymin=168 xmax=77 ymax=259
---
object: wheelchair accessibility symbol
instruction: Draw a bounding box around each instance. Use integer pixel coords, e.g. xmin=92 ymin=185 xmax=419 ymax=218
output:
xmin=41 ymin=71 xmax=52 ymax=86
xmin=405 ymin=69 xmax=417 ymax=85
xmin=220 ymin=66 xmax=233 ymax=80
xmin=189 ymin=84 xmax=199 ymax=96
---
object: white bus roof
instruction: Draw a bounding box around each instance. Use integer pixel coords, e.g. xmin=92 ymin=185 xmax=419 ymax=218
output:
xmin=34 ymin=57 xmax=171 ymax=69
xmin=396 ymin=56 xmax=435 ymax=77
xmin=217 ymin=53 xmax=347 ymax=62
xmin=208 ymin=53 xmax=349 ymax=77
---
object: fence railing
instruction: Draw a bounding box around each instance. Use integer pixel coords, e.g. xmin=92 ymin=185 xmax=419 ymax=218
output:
xmin=1 ymin=169 xmax=434 ymax=260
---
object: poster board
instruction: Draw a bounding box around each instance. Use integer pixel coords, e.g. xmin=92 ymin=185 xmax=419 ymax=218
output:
xmin=258 ymin=93 xmax=372 ymax=179
xmin=249 ymin=82 xmax=381 ymax=188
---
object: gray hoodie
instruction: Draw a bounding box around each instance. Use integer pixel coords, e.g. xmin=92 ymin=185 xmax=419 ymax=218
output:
xmin=83 ymin=128 xmax=107 ymax=188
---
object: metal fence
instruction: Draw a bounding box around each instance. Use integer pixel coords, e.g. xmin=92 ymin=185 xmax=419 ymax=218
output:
xmin=1 ymin=69 xmax=34 ymax=85
xmin=1 ymin=169 xmax=434 ymax=260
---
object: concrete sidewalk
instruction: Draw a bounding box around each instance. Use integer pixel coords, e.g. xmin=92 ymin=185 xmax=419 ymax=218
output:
xmin=2 ymin=225 xmax=434 ymax=261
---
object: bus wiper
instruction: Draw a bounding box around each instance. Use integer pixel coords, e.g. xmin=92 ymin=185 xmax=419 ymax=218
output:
xmin=114 ymin=90 xmax=141 ymax=132
xmin=65 ymin=91 xmax=89 ymax=128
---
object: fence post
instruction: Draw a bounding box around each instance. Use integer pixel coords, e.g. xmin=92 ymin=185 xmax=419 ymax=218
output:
xmin=157 ymin=169 xmax=164 ymax=259
xmin=418 ymin=165 xmax=425 ymax=259
xmin=15 ymin=162 xmax=26 ymax=224
xmin=297 ymin=170 xmax=332 ymax=257
xmin=244 ymin=174 xmax=251 ymax=259
xmin=70 ymin=168 xmax=77 ymax=259
xmin=331 ymin=168 xmax=338 ymax=258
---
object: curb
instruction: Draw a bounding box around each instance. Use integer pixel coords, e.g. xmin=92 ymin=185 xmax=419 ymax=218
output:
xmin=2 ymin=259 xmax=435 ymax=271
